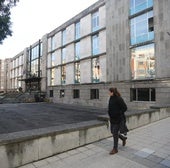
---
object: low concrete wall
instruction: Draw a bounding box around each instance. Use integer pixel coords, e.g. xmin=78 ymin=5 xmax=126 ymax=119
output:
xmin=98 ymin=106 xmax=170 ymax=130
xmin=0 ymin=121 xmax=110 ymax=168
xmin=127 ymin=106 xmax=170 ymax=130
xmin=0 ymin=106 xmax=169 ymax=168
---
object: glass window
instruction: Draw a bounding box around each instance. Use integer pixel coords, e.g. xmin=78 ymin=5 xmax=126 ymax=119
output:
xmin=131 ymin=43 xmax=155 ymax=80
xmin=60 ymin=89 xmax=65 ymax=98
xmin=51 ymin=36 xmax=56 ymax=51
xmin=49 ymin=90 xmax=53 ymax=97
xmin=130 ymin=88 xmax=155 ymax=101
xmin=75 ymin=42 xmax=80 ymax=60
xmin=92 ymin=34 xmax=99 ymax=55
xmin=148 ymin=17 xmax=154 ymax=32
xmin=62 ymin=29 xmax=66 ymax=46
xmin=92 ymin=58 xmax=100 ymax=83
xmin=31 ymin=59 xmax=38 ymax=76
xmin=138 ymin=88 xmax=150 ymax=101
xmin=75 ymin=22 xmax=80 ymax=39
xmin=19 ymin=56 xmax=21 ymax=65
xmin=130 ymin=0 xmax=153 ymax=15
xmin=74 ymin=62 xmax=80 ymax=84
xmin=90 ymin=89 xmax=99 ymax=99
xmin=130 ymin=11 xmax=154 ymax=45
xmin=31 ymin=45 xmax=39 ymax=60
xmin=92 ymin=11 xmax=99 ymax=32
xmin=30 ymin=43 xmax=42 ymax=61
xmin=50 ymin=68 xmax=55 ymax=86
xmin=51 ymin=52 xmax=56 ymax=67
xmin=62 ymin=48 xmax=66 ymax=64
xmin=61 ymin=65 xmax=66 ymax=84
xmin=73 ymin=89 xmax=80 ymax=98
xmin=16 ymin=58 xmax=18 ymax=67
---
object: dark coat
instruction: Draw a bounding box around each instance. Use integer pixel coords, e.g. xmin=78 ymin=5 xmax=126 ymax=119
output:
xmin=108 ymin=95 xmax=127 ymax=124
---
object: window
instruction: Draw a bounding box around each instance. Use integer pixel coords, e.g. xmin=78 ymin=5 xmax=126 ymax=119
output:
xmin=92 ymin=34 xmax=99 ymax=55
xmin=50 ymin=68 xmax=55 ymax=86
xmin=74 ymin=62 xmax=80 ymax=84
xmin=130 ymin=88 xmax=155 ymax=101
xmin=75 ymin=42 xmax=80 ymax=60
xmin=90 ymin=89 xmax=99 ymax=99
xmin=51 ymin=52 xmax=56 ymax=67
xmin=148 ymin=17 xmax=153 ymax=32
xmin=62 ymin=48 xmax=66 ymax=64
xmin=61 ymin=65 xmax=66 ymax=84
xmin=60 ymin=89 xmax=65 ymax=98
xmin=31 ymin=59 xmax=38 ymax=76
xmin=73 ymin=89 xmax=80 ymax=98
xmin=75 ymin=22 xmax=80 ymax=39
xmin=49 ymin=90 xmax=53 ymax=97
xmin=51 ymin=36 xmax=56 ymax=51
xmin=130 ymin=11 xmax=154 ymax=45
xmin=131 ymin=43 xmax=155 ymax=79
xmin=130 ymin=0 xmax=153 ymax=15
xmin=92 ymin=11 xmax=99 ymax=32
xmin=31 ymin=45 xmax=39 ymax=60
xmin=16 ymin=58 xmax=18 ymax=67
xmin=92 ymin=58 xmax=100 ymax=83
xmin=28 ymin=43 xmax=42 ymax=79
xmin=62 ymin=29 xmax=66 ymax=46
xmin=19 ymin=55 xmax=23 ymax=66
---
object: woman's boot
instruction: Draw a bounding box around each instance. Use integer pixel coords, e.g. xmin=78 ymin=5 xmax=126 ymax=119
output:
xmin=119 ymin=134 xmax=127 ymax=146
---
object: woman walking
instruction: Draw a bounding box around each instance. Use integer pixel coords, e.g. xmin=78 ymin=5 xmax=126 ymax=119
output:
xmin=108 ymin=87 xmax=128 ymax=155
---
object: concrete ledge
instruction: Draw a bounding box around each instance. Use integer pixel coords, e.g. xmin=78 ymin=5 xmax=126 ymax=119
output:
xmin=98 ymin=106 xmax=170 ymax=130
xmin=0 ymin=120 xmax=105 ymax=145
xmin=0 ymin=120 xmax=110 ymax=168
xmin=0 ymin=106 xmax=170 ymax=168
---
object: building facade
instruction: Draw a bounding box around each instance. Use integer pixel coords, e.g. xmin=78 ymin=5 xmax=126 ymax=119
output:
xmin=9 ymin=51 xmax=25 ymax=91
xmin=3 ymin=37 xmax=47 ymax=93
xmin=47 ymin=0 xmax=107 ymax=106
xmin=0 ymin=59 xmax=5 ymax=93
xmin=106 ymin=0 xmax=170 ymax=108
xmin=1 ymin=0 xmax=170 ymax=109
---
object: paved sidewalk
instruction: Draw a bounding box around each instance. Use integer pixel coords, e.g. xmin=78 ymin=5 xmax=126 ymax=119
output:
xmin=19 ymin=118 xmax=170 ymax=168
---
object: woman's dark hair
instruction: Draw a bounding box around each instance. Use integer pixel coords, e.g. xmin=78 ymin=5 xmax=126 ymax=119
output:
xmin=109 ymin=87 xmax=121 ymax=97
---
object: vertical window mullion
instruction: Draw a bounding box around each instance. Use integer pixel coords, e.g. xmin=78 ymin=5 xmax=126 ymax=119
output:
xmin=149 ymin=88 xmax=151 ymax=101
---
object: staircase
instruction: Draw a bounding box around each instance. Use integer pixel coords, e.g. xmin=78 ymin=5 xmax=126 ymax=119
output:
xmin=0 ymin=92 xmax=35 ymax=104
xmin=0 ymin=92 xmax=46 ymax=104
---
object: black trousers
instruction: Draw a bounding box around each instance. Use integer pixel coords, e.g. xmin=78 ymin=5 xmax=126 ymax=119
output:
xmin=110 ymin=122 xmax=127 ymax=150
xmin=110 ymin=123 xmax=120 ymax=150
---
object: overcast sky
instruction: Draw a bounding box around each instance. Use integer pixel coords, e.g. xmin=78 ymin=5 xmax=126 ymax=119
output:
xmin=0 ymin=0 xmax=98 ymax=59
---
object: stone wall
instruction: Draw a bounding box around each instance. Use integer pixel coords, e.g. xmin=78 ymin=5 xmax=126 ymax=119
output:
xmin=0 ymin=105 xmax=169 ymax=168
